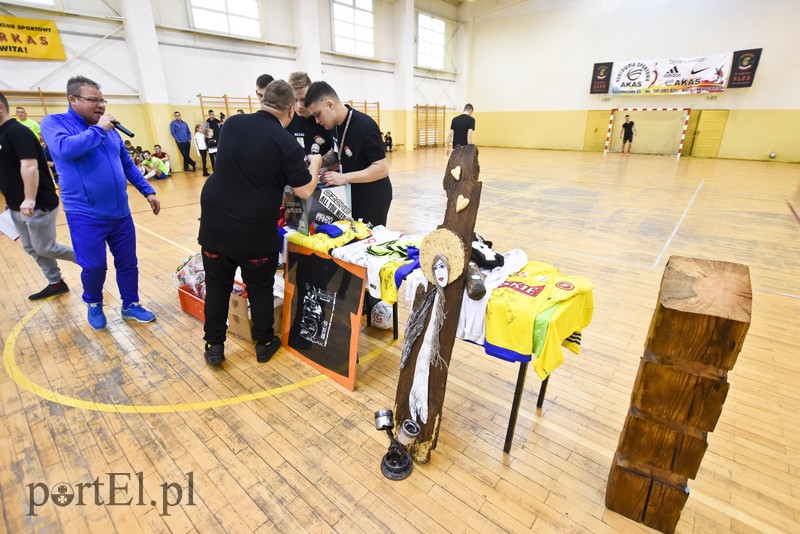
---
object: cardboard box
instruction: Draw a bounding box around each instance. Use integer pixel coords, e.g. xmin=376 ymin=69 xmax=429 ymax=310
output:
xmin=226 ymin=294 xmax=283 ymax=343
xmin=227 ymin=312 xmax=253 ymax=342
xmin=229 ymin=291 xmax=249 ymax=317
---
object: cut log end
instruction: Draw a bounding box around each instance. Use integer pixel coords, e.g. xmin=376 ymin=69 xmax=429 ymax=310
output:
xmin=661 ymin=256 xmax=751 ymax=323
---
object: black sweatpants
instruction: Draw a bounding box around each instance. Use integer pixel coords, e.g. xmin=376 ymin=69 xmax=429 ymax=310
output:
xmin=201 ymin=248 xmax=278 ymax=344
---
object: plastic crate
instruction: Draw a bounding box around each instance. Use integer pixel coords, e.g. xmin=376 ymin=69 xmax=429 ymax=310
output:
xmin=178 ymin=281 xmax=247 ymax=323
xmin=178 ymin=285 xmax=204 ymax=322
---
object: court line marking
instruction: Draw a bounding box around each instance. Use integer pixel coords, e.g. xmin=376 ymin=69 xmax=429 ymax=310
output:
xmin=540 ymin=246 xmax=652 ymax=270
xmin=787 ymin=200 xmax=800 ymax=226
xmin=652 ymin=179 xmax=704 ymax=269
xmin=753 ymin=287 xmax=800 ymax=300
xmin=4 ymin=302 xmax=397 ymax=413
xmin=133 ymin=222 xmax=195 ymax=255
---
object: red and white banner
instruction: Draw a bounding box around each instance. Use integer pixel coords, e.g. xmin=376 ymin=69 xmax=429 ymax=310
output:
xmin=610 ymin=53 xmax=732 ymax=96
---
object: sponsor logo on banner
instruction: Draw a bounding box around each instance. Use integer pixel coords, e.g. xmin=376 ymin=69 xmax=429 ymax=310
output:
xmin=610 ymin=53 xmax=732 ymax=95
xmin=613 ymin=62 xmax=653 ymax=92
xmin=0 ymin=15 xmax=66 ymax=60
xmin=728 ymin=48 xmax=762 ymax=88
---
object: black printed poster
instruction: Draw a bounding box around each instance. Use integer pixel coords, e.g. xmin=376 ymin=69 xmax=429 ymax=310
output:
xmin=283 ymin=243 xmax=366 ymax=390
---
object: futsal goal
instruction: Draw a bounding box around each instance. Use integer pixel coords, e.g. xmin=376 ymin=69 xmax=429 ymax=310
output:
xmin=604 ymin=108 xmax=691 ymax=157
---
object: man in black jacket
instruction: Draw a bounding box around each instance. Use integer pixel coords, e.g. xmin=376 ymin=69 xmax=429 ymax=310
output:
xmin=198 ymin=81 xmax=322 ymax=365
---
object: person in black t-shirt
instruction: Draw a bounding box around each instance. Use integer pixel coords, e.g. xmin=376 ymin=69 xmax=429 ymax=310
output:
xmin=304 ymin=81 xmax=392 ymax=228
xmin=284 ymin=73 xmax=334 ymax=228
xmin=287 ymin=72 xmax=333 ymax=157
xmin=0 ymin=92 xmax=76 ymax=300
xmin=198 ymin=80 xmax=322 ymax=366
xmin=204 ymin=110 xmax=221 ymax=142
xmin=447 ymin=103 xmax=476 ymax=156
xmin=620 ymin=114 xmax=637 ymax=155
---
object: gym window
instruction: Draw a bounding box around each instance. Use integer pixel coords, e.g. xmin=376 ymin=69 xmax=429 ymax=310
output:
xmin=190 ymin=0 xmax=261 ymax=39
xmin=332 ymin=0 xmax=374 ymax=58
xmin=417 ymin=12 xmax=445 ymax=70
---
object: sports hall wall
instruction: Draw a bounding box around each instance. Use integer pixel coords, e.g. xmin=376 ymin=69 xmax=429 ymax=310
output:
xmin=0 ymin=0 xmax=464 ymax=155
xmin=462 ymin=0 xmax=800 ymax=162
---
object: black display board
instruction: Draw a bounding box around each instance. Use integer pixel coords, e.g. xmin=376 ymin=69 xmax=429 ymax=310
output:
xmin=283 ymin=243 xmax=367 ymax=390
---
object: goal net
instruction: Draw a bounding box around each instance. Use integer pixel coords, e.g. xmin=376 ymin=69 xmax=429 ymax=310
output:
xmin=605 ymin=108 xmax=691 ymax=157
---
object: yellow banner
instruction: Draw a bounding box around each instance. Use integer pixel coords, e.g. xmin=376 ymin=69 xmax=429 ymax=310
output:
xmin=0 ymin=15 xmax=66 ymax=60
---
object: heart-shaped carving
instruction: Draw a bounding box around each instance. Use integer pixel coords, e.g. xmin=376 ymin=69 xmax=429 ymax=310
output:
xmin=450 ymin=166 xmax=461 ymax=180
xmin=456 ymin=195 xmax=470 ymax=212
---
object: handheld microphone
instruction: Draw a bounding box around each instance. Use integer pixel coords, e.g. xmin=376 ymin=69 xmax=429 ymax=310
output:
xmin=113 ymin=122 xmax=135 ymax=138
xmin=311 ymin=143 xmax=320 ymax=155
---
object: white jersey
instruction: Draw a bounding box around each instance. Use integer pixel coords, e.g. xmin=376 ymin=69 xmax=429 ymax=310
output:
xmin=330 ymin=225 xmax=404 ymax=266
xmin=456 ymin=249 xmax=528 ymax=345
xmin=405 ymin=267 xmax=429 ymax=302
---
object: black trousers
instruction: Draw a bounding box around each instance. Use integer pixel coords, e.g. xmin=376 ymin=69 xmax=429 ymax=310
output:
xmin=198 ymin=149 xmax=208 ymax=174
xmin=202 ymin=249 xmax=278 ymax=344
xmin=177 ymin=142 xmax=196 ymax=171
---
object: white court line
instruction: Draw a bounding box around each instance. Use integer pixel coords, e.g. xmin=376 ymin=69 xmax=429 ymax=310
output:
xmin=134 ymin=223 xmax=195 ymax=255
xmin=542 ymin=246 xmax=651 ymax=270
xmin=652 ymin=179 xmax=704 ymax=269
xmin=753 ymin=287 xmax=800 ymax=300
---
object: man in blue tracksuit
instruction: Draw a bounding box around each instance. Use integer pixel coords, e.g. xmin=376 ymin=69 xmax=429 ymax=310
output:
xmin=41 ymin=75 xmax=161 ymax=330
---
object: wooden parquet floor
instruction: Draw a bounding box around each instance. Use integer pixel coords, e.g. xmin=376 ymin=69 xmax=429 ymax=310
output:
xmin=0 ymin=148 xmax=798 ymax=533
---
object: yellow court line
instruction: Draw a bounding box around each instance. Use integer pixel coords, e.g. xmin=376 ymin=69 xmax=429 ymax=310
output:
xmin=4 ymin=302 xmax=397 ymax=413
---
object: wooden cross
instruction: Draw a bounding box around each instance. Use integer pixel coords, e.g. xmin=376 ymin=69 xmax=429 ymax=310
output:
xmin=393 ymin=145 xmax=482 ymax=463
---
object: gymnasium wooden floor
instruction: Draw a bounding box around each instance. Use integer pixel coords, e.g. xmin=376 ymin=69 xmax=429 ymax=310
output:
xmin=1 ymin=148 xmax=798 ymax=533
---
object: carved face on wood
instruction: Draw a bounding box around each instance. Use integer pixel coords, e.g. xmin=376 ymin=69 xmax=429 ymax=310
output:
xmin=433 ymin=255 xmax=449 ymax=287
xmin=420 ymin=228 xmax=465 ymax=287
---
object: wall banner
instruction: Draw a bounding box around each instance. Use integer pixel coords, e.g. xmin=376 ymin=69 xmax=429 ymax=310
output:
xmin=0 ymin=15 xmax=66 ymax=60
xmin=609 ymin=53 xmax=732 ymax=96
xmin=728 ymin=48 xmax=762 ymax=88
xmin=590 ymin=62 xmax=613 ymax=94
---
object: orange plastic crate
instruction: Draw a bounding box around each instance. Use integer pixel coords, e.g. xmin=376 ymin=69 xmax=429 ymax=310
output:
xmin=178 ymin=285 xmax=205 ymax=322
xmin=178 ymin=281 xmax=247 ymax=322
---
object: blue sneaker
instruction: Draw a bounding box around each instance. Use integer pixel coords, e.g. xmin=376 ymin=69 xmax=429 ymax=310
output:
xmin=121 ymin=302 xmax=156 ymax=323
xmin=87 ymin=303 xmax=106 ymax=330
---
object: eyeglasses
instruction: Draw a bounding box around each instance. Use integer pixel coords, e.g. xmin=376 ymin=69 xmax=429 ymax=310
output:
xmin=74 ymin=95 xmax=108 ymax=105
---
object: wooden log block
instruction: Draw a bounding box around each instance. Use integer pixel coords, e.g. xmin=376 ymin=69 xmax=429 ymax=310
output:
xmin=606 ymin=256 xmax=751 ymax=533
xmin=643 ymin=478 xmax=690 ymax=534
xmin=618 ymin=413 xmax=707 ymax=479
xmin=606 ymin=456 xmax=689 ymax=534
xmin=605 ymin=461 xmax=649 ymax=521
xmin=632 ymin=358 xmax=729 ymax=432
xmin=645 ymin=256 xmax=751 ymax=370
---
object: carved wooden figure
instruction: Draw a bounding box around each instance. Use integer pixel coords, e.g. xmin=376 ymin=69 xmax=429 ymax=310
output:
xmin=393 ymin=145 xmax=482 ymax=463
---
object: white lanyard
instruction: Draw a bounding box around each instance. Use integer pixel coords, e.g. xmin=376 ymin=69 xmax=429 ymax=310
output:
xmin=335 ymin=108 xmax=353 ymax=173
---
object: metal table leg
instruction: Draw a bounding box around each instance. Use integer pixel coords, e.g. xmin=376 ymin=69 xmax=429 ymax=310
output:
xmin=537 ymin=375 xmax=550 ymax=408
xmin=504 ymin=362 xmax=529 ymax=453
xmin=504 ymin=366 xmax=551 ymax=453
xmin=392 ymin=302 xmax=398 ymax=340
